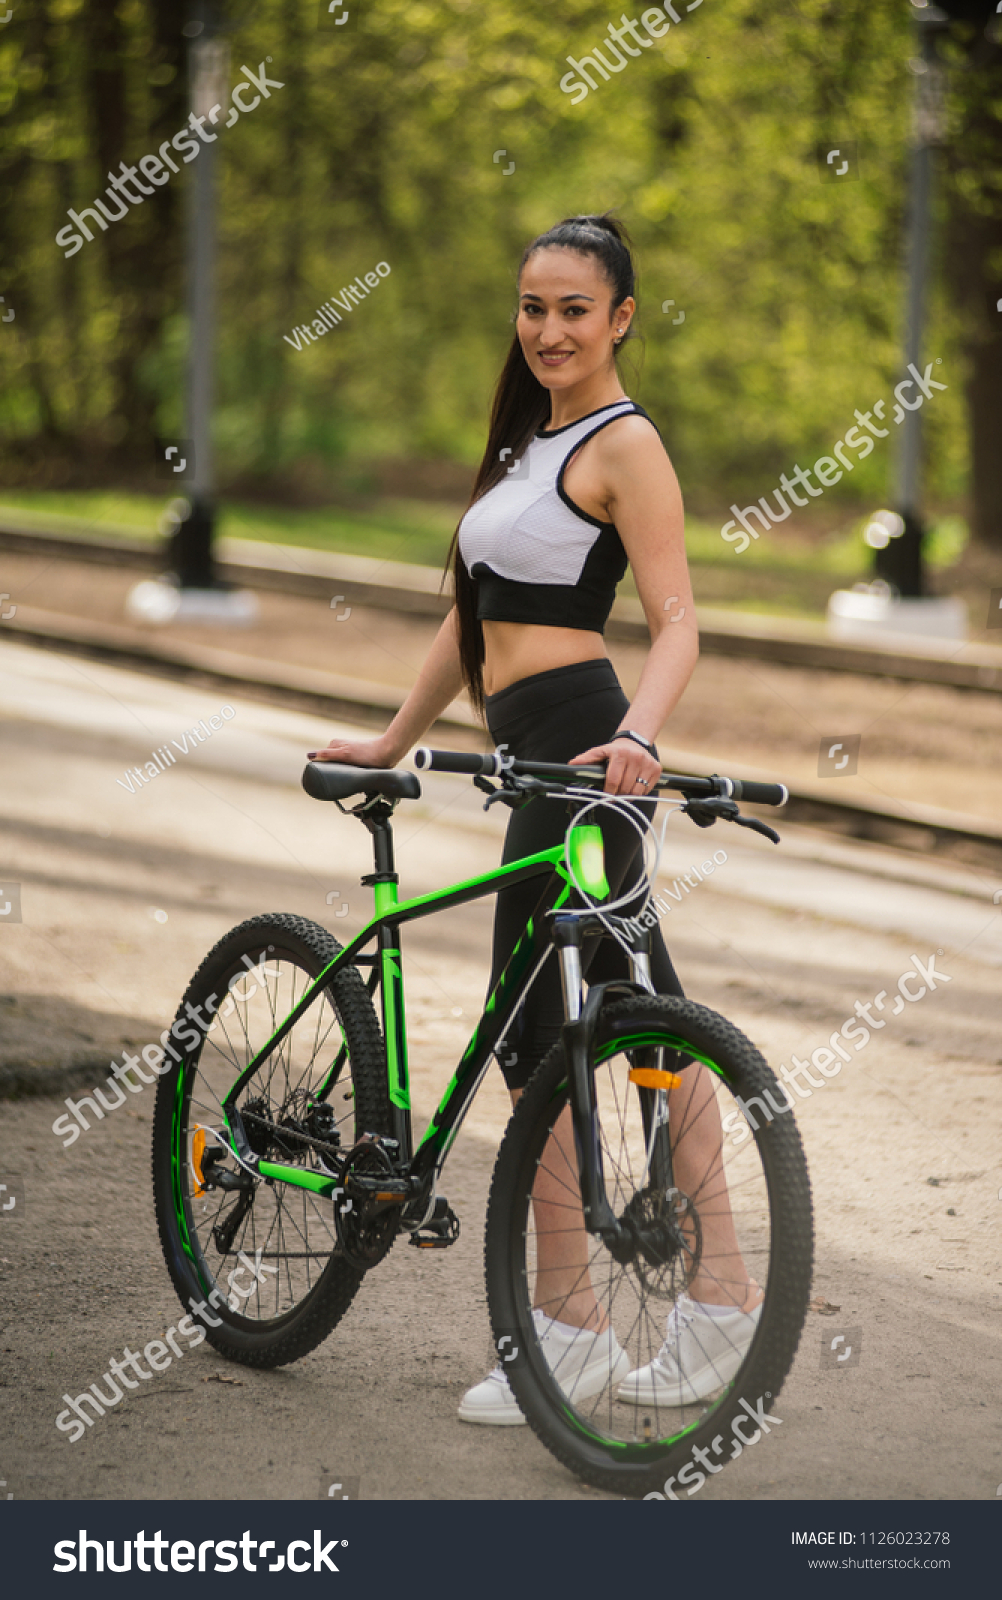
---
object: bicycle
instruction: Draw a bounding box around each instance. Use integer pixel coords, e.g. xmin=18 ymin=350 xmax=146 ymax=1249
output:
xmin=152 ymin=746 xmax=814 ymax=1497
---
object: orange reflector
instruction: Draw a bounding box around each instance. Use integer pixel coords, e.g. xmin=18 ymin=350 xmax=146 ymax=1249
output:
xmin=629 ymin=1067 xmax=682 ymax=1091
xmin=374 ymin=1191 xmax=406 ymax=1203
xmin=191 ymin=1127 xmax=208 ymax=1195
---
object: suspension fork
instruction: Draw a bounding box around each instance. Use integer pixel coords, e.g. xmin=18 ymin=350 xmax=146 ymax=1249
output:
xmin=621 ymin=923 xmax=674 ymax=1193
xmin=555 ymin=919 xmax=640 ymax=1249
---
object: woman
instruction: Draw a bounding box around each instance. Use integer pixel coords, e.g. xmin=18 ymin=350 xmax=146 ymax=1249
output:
xmin=312 ymin=215 xmax=761 ymax=1425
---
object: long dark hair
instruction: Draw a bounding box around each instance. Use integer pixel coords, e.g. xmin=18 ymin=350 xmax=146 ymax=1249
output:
xmin=446 ymin=213 xmax=638 ymax=717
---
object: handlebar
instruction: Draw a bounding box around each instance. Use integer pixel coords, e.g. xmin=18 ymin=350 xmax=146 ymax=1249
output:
xmin=412 ymin=749 xmax=495 ymax=775
xmin=728 ymin=778 xmax=789 ymax=807
xmin=413 ymin=747 xmax=788 ymax=808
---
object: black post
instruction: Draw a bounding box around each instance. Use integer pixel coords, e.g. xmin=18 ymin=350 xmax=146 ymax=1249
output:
xmin=170 ymin=8 xmax=225 ymax=591
xmin=875 ymin=4 xmax=950 ymax=595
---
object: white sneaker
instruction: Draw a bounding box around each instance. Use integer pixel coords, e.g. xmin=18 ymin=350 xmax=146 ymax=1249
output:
xmin=618 ymin=1294 xmax=762 ymax=1408
xmin=458 ymin=1311 xmax=630 ymax=1427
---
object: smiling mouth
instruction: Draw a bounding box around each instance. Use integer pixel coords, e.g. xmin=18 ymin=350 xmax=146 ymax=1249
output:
xmin=538 ymin=350 xmax=573 ymax=363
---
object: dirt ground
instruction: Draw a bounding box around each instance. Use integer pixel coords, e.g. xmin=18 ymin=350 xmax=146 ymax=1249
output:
xmin=1 ymin=639 xmax=1000 ymax=1501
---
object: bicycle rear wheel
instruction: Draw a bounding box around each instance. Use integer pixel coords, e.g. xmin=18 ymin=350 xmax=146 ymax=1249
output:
xmin=485 ymin=994 xmax=813 ymax=1497
xmin=152 ymin=913 xmax=389 ymax=1368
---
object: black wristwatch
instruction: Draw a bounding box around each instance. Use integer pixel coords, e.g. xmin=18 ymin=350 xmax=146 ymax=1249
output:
xmin=612 ymin=729 xmax=659 ymax=762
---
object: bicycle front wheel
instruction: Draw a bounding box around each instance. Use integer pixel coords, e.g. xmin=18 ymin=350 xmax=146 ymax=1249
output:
xmin=152 ymin=913 xmax=389 ymax=1369
xmin=485 ymin=994 xmax=813 ymax=1497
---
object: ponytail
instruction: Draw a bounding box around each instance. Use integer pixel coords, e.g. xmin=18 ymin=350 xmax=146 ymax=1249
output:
xmin=445 ymin=214 xmax=637 ymax=718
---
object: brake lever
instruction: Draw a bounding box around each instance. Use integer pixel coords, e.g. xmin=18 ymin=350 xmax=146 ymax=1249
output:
xmin=681 ymin=797 xmax=739 ymax=829
xmin=478 ymin=774 xmax=536 ymax=812
xmin=732 ymin=813 xmax=780 ymax=844
xmin=682 ymin=796 xmax=780 ymax=844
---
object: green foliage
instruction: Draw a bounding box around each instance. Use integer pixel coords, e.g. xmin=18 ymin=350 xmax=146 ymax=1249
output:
xmin=0 ymin=0 xmax=981 ymax=515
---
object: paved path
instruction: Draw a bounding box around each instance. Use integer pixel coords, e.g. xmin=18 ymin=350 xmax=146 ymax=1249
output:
xmin=1 ymin=639 xmax=999 ymax=1500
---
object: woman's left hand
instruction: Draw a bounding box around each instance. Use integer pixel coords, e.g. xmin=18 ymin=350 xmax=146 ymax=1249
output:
xmin=569 ymin=741 xmax=661 ymax=797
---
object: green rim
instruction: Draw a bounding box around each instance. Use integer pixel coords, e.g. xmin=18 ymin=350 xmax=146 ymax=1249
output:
xmin=170 ymin=1055 xmax=208 ymax=1290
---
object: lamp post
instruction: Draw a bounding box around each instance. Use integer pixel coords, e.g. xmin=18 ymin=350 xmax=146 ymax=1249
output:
xmin=874 ymin=0 xmax=951 ymax=596
xmin=127 ymin=5 xmax=256 ymax=626
xmin=170 ymin=19 xmax=228 ymax=591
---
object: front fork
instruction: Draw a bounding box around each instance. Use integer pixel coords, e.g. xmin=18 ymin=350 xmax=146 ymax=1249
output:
xmin=554 ymin=915 xmax=672 ymax=1253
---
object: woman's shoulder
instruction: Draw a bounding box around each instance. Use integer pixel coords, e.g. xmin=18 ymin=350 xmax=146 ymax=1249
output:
xmin=591 ymin=406 xmax=668 ymax=465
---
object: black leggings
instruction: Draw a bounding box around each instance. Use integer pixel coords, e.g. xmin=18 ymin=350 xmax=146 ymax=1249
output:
xmin=485 ymin=657 xmax=685 ymax=1091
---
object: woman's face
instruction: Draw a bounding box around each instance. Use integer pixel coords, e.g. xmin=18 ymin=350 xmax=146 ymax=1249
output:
xmin=516 ymin=247 xmax=632 ymax=393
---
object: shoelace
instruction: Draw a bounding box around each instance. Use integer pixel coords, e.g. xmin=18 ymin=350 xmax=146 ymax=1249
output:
xmin=655 ymin=1298 xmax=696 ymax=1369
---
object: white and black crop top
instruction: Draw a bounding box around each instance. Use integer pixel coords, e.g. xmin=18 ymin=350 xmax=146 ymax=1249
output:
xmin=457 ymin=399 xmax=656 ymax=632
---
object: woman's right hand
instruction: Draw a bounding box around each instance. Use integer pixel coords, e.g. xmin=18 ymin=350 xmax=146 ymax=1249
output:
xmin=307 ymin=734 xmax=400 ymax=768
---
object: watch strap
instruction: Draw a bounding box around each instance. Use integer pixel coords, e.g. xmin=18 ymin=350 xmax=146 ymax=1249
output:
xmin=612 ymin=730 xmax=659 ymax=761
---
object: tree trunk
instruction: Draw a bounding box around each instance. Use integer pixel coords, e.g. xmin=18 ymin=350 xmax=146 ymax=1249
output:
xmin=944 ymin=43 xmax=1002 ymax=549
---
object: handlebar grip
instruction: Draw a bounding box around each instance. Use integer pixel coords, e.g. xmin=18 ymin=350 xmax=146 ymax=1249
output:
xmin=413 ymin=747 xmax=497 ymax=775
xmin=730 ymin=779 xmax=789 ymax=808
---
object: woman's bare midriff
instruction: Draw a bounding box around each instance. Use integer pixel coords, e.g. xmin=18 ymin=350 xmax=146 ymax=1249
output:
xmin=481 ymin=621 xmax=609 ymax=696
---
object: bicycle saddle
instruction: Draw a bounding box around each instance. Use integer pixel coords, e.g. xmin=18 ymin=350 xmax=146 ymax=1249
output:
xmin=302 ymin=761 xmax=421 ymax=802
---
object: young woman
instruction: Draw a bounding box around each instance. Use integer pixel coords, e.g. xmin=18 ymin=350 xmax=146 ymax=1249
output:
xmin=311 ymin=215 xmax=762 ymax=1425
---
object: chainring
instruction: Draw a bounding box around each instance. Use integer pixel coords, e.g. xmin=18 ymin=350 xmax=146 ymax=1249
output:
xmin=334 ymin=1142 xmax=401 ymax=1272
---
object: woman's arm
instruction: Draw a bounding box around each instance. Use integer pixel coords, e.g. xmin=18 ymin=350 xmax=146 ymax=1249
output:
xmin=309 ymin=607 xmax=466 ymax=767
xmin=569 ymin=417 xmax=698 ymax=795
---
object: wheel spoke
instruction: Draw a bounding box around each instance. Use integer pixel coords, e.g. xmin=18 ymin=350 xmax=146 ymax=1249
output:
xmin=491 ymin=998 xmax=812 ymax=1480
xmin=157 ymin=924 xmax=385 ymax=1344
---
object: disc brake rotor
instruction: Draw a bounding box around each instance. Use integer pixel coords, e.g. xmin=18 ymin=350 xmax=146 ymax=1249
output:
xmin=620 ymin=1186 xmax=701 ymax=1299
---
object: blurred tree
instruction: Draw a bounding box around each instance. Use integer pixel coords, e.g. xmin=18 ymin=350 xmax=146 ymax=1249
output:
xmin=0 ymin=0 xmax=993 ymax=541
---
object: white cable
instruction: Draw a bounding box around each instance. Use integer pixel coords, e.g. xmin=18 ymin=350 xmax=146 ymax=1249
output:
xmin=553 ymin=785 xmax=686 ymax=965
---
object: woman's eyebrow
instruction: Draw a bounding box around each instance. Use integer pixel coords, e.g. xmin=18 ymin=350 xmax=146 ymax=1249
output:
xmin=519 ymin=292 xmax=596 ymax=303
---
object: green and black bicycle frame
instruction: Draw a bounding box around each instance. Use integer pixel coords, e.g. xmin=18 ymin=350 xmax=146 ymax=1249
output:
xmin=211 ymin=797 xmax=668 ymax=1247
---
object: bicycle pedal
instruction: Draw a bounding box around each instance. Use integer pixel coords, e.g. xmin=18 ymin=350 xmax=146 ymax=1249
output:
xmin=408 ymin=1198 xmax=460 ymax=1249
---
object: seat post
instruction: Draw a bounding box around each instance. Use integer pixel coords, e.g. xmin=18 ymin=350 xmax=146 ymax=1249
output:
xmin=359 ymin=802 xmax=411 ymax=1157
xmin=361 ymin=804 xmax=396 ymax=879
